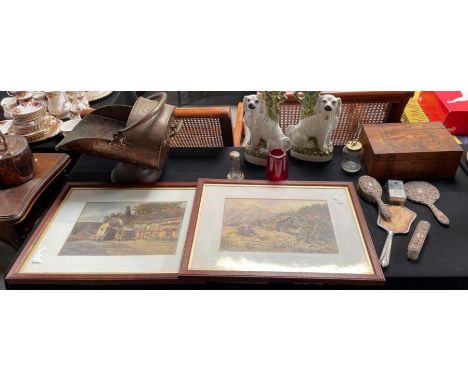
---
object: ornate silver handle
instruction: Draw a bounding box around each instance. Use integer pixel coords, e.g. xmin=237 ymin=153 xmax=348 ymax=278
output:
xmin=376 ymin=198 xmax=392 ymax=221
xmin=428 ymin=203 xmax=449 ymax=226
xmin=379 ymin=231 xmax=394 ymax=268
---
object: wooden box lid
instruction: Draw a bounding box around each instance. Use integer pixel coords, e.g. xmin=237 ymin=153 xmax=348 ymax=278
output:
xmin=362 ymin=122 xmax=463 ymax=160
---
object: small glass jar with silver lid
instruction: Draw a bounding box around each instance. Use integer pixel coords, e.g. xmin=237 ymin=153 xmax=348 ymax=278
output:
xmin=227 ymin=150 xmax=245 ymax=180
xmin=342 ymin=140 xmax=363 ymax=173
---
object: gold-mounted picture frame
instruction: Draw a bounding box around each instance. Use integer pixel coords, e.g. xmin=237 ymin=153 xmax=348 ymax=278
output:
xmin=7 ymin=182 xmax=196 ymax=285
xmin=180 ymin=179 xmax=384 ymax=285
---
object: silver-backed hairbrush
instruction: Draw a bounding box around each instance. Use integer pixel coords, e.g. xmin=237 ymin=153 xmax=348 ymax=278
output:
xmin=357 ymin=175 xmax=392 ymax=221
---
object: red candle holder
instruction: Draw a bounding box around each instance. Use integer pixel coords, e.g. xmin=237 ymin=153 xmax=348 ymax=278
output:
xmin=266 ymin=148 xmax=288 ymax=181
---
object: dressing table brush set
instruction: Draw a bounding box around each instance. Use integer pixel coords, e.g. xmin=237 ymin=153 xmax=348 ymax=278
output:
xmin=357 ymin=175 xmax=448 ymax=268
xmin=2 ymin=91 xmax=466 ymax=287
xmin=356 ymin=120 xmax=461 ymax=269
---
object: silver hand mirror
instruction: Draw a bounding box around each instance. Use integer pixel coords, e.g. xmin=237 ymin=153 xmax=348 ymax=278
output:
xmin=377 ymin=205 xmax=416 ymax=268
xmin=403 ymin=181 xmax=449 ymax=226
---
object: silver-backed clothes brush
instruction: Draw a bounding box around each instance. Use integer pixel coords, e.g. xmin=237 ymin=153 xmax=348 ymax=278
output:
xmin=357 ymin=175 xmax=392 ymax=221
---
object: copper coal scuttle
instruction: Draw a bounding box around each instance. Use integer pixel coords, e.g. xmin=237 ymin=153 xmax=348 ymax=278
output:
xmin=57 ymin=92 xmax=181 ymax=182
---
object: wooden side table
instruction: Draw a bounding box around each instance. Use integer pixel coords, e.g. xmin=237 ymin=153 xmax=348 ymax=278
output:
xmin=0 ymin=153 xmax=71 ymax=249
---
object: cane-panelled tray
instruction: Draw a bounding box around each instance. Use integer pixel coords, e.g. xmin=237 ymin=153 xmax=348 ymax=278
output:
xmin=180 ymin=179 xmax=384 ymax=285
xmin=7 ymin=182 xmax=196 ymax=285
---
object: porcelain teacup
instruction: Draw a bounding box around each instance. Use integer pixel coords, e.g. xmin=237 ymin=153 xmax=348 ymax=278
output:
xmin=14 ymin=91 xmax=33 ymax=104
xmin=1 ymin=97 xmax=17 ymax=119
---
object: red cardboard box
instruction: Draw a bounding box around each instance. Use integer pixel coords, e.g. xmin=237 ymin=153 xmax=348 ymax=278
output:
xmin=418 ymin=91 xmax=468 ymax=135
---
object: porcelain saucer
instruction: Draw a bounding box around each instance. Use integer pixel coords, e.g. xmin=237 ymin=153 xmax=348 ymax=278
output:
xmin=0 ymin=119 xmax=13 ymax=134
xmin=11 ymin=101 xmax=44 ymax=116
xmin=60 ymin=119 xmax=80 ymax=135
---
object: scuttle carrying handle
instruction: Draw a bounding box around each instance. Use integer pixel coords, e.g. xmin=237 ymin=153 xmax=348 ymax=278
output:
xmin=110 ymin=92 xmax=182 ymax=145
xmin=109 ymin=92 xmax=171 ymax=140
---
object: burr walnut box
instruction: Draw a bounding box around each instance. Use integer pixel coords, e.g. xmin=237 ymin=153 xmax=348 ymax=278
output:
xmin=361 ymin=122 xmax=463 ymax=179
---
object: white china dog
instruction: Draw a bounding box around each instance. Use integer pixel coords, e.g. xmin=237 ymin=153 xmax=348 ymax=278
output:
xmin=243 ymin=93 xmax=291 ymax=166
xmin=287 ymin=94 xmax=342 ymax=162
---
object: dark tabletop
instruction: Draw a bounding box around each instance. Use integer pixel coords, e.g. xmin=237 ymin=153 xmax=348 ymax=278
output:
xmin=66 ymin=146 xmax=468 ymax=288
xmin=4 ymin=90 xmax=468 ymax=288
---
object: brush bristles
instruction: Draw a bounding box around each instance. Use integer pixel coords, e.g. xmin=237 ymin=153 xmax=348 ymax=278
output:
xmin=357 ymin=182 xmax=377 ymax=204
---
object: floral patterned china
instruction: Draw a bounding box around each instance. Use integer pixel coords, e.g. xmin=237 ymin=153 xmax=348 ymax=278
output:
xmin=10 ymin=114 xmax=62 ymax=143
xmin=11 ymin=101 xmax=47 ymax=123
xmin=8 ymin=99 xmax=62 ymax=143
xmin=11 ymin=101 xmax=44 ymax=116
xmin=32 ymin=91 xmax=47 ymax=103
xmin=12 ymin=91 xmax=33 ymax=104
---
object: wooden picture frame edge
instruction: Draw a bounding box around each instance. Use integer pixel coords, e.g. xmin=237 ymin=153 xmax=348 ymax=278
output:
xmin=6 ymin=181 xmax=198 ymax=286
xmin=180 ymin=178 xmax=385 ymax=285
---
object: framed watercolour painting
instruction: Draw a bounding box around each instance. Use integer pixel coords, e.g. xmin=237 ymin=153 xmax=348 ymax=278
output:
xmin=7 ymin=182 xmax=196 ymax=285
xmin=180 ymin=179 xmax=384 ymax=285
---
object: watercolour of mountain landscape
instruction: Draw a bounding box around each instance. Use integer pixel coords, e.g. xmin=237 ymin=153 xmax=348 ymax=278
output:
xmin=58 ymin=201 xmax=187 ymax=256
xmin=220 ymin=198 xmax=338 ymax=254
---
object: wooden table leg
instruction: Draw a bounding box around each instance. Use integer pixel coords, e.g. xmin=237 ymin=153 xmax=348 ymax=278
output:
xmin=0 ymin=224 xmax=22 ymax=250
